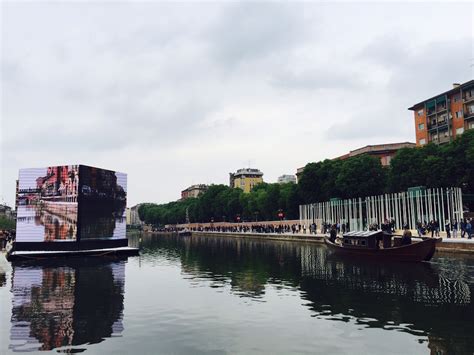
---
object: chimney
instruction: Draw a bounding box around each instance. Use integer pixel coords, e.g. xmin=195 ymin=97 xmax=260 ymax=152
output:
xmin=453 ymin=83 xmax=461 ymax=88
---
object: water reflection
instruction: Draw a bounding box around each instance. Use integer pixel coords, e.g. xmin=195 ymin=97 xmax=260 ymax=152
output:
xmin=9 ymin=259 xmax=126 ymax=352
xmin=138 ymin=233 xmax=474 ymax=354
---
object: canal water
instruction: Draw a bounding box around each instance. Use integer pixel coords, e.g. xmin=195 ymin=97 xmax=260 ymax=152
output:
xmin=1 ymin=233 xmax=473 ymax=354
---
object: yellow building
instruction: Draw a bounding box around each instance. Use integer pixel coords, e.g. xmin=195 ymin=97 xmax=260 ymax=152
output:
xmin=229 ymin=168 xmax=264 ymax=193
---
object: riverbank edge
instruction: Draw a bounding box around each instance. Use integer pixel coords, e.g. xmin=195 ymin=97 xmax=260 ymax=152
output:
xmin=145 ymin=231 xmax=474 ymax=254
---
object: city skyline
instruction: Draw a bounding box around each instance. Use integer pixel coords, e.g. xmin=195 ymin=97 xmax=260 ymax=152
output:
xmin=1 ymin=2 xmax=473 ymax=207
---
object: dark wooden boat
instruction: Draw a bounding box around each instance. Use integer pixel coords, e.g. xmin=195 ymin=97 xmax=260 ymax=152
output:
xmin=324 ymin=230 xmax=439 ymax=262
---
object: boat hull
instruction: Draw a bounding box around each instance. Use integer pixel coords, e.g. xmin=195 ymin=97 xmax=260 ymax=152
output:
xmin=178 ymin=231 xmax=192 ymax=237
xmin=324 ymin=237 xmax=438 ymax=262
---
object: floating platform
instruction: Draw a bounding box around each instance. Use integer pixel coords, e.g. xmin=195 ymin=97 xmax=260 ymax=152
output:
xmin=6 ymin=246 xmax=139 ymax=261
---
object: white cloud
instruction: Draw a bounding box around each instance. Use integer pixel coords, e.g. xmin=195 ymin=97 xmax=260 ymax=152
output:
xmin=1 ymin=1 xmax=473 ymax=206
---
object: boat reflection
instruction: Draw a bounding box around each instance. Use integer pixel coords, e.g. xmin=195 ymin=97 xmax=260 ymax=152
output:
xmin=9 ymin=259 xmax=126 ymax=352
xmin=137 ymin=233 xmax=474 ymax=354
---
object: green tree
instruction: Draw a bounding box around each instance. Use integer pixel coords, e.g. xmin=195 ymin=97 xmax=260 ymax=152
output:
xmin=336 ymin=155 xmax=386 ymax=198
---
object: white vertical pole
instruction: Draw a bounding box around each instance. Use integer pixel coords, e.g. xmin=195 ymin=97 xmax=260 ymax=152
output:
xmin=437 ymin=188 xmax=442 ymax=228
xmin=458 ymin=187 xmax=463 ymax=222
xmin=441 ymin=188 xmax=445 ymax=232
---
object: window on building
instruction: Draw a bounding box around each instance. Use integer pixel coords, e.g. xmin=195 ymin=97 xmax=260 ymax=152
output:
xmin=419 ymin=138 xmax=426 ymax=145
xmin=470 ymin=122 xmax=474 ymax=129
xmin=453 ymin=93 xmax=461 ymax=102
xmin=417 ymin=109 xmax=423 ymax=116
xmin=418 ymin=123 xmax=425 ymax=130
xmin=456 ymin=127 xmax=464 ymax=135
xmin=456 ymin=111 xmax=463 ymax=118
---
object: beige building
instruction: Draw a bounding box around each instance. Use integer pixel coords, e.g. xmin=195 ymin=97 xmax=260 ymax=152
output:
xmin=126 ymin=204 xmax=144 ymax=226
xmin=229 ymin=168 xmax=264 ymax=193
xmin=277 ymin=175 xmax=296 ymax=184
xmin=296 ymin=142 xmax=415 ymax=181
xmin=181 ymin=184 xmax=208 ymax=200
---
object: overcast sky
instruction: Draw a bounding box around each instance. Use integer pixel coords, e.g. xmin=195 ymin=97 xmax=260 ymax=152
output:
xmin=1 ymin=1 xmax=473 ymax=207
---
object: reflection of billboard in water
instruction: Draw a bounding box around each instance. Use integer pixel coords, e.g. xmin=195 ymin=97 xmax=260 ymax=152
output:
xmin=15 ymin=165 xmax=127 ymax=242
xmin=9 ymin=260 xmax=125 ymax=352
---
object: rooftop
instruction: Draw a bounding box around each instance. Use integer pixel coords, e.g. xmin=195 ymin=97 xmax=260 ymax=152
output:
xmin=182 ymin=184 xmax=208 ymax=192
xmin=337 ymin=142 xmax=416 ymax=159
xmin=408 ymin=80 xmax=474 ymax=110
xmin=232 ymin=168 xmax=263 ymax=176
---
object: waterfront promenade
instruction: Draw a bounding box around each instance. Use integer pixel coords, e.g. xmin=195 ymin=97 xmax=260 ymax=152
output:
xmin=148 ymin=229 xmax=474 ymax=254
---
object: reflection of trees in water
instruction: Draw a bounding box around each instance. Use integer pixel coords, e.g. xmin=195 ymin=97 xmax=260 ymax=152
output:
xmin=300 ymin=246 xmax=471 ymax=305
xmin=179 ymin=235 xmax=301 ymax=298
xmin=9 ymin=260 xmax=126 ymax=352
xmin=139 ymin=233 xmax=474 ymax=355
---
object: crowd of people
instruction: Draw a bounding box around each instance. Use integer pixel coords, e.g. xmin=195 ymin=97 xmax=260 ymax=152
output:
xmin=189 ymin=222 xmax=351 ymax=235
xmin=146 ymin=217 xmax=474 ymax=240
xmin=416 ymin=219 xmax=474 ymax=239
xmin=0 ymin=229 xmax=15 ymax=249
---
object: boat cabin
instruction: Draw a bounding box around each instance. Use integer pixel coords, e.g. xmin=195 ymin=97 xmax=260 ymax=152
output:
xmin=342 ymin=230 xmax=384 ymax=249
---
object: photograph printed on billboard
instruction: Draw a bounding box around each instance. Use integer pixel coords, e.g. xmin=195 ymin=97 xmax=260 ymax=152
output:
xmin=16 ymin=166 xmax=79 ymax=242
xmin=78 ymin=166 xmax=127 ymax=240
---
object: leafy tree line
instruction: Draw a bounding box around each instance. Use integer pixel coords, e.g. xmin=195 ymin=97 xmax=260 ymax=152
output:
xmin=139 ymin=130 xmax=474 ymax=226
xmin=0 ymin=216 xmax=15 ymax=230
xmin=138 ymin=182 xmax=300 ymax=225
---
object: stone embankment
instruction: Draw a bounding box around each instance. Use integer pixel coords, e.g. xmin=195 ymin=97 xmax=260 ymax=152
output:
xmin=185 ymin=231 xmax=474 ymax=254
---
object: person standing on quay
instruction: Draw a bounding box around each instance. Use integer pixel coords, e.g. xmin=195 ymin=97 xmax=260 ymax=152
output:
xmin=429 ymin=220 xmax=435 ymax=238
xmin=467 ymin=220 xmax=473 ymax=239
xmin=453 ymin=220 xmax=458 ymax=238
xmin=445 ymin=220 xmax=451 ymax=238
xmin=461 ymin=219 xmax=466 ymax=238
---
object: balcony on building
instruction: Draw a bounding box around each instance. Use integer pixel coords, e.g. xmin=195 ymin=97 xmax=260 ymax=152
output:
xmin=463 ymin=88 xmax=474 ymax=104
xmin=464 ymin=103 xmax=474 ymax=119
xmin=436 ymin=103 xmax=447 ymax=113
xmin=426 ymin=107 xmax=436 ymax=117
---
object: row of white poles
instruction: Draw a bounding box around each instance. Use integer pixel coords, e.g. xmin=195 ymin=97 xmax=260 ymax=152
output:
xmin=299 ymin=187 xmax=463 ymax=232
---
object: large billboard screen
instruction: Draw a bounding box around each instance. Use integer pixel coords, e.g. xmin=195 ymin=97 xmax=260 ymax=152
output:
xmin=16 ymin=166 xmax=79 ymax=242
xmin=78 ymin=165 xmax=127 ymax=240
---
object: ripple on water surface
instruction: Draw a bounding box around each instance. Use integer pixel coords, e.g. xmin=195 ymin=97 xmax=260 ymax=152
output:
xmin=0 ymin=234 xmax=473 ymax=354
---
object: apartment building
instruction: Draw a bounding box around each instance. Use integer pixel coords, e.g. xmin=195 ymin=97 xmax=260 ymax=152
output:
xmin=277 ymin=175 xmax=297 ymax=184
xmin=229 ymin=168 xmax=264 ymax=193
xmin=181 ymin=184 xmax=208 ymax=200
xmin=409 ymin=80 xmax=474 ymax=146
